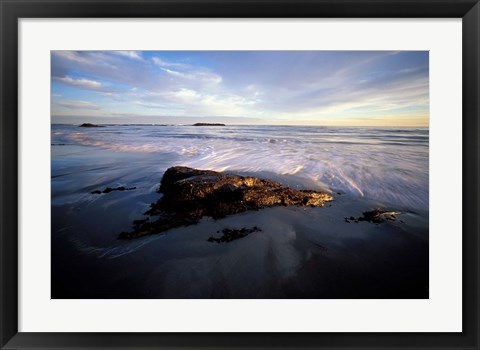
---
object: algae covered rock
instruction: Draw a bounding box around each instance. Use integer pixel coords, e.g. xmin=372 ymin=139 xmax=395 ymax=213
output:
xmin=119 ymin=166 xmax=333 ymax=239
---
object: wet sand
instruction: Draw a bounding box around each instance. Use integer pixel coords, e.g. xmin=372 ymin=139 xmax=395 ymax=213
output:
xmin=52 ymin=174 xmax=428 ymax=299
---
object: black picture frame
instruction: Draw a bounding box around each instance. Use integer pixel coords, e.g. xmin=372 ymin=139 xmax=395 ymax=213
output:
xmin=1 ymin=0 xmax=479 ymax=349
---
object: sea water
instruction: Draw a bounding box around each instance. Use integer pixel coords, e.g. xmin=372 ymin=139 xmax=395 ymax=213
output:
xmin=51 ymin=124 xmax=429 ymax=298
xmin=52 ymin=124 xmax=428 ymax=210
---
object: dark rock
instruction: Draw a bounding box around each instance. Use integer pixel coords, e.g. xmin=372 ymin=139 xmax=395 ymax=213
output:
xmin=349 ymin=209 xmax=401 ymax=224
xmin=79 ymin=123 xmax=104 ymax=127
xmin=192 ymin=123 xmax=226 ymax=126
xmin=118 ymin=166 xmax=333 ymax=239
xmin=207 ymin=226 xmax=262 ymax=243
xmin=313 ymin=242 xmax=328 ymax=252
xmin=91 ymin=186 xmax=136 ymax=194
xmin=159 ymin=166 xmax=218 ymax=194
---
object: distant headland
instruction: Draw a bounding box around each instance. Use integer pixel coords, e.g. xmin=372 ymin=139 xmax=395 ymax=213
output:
xmin=79 ymin=123 xmax=104 ymax=127
xmin=192 ymin=123 xmax=226 ymax=126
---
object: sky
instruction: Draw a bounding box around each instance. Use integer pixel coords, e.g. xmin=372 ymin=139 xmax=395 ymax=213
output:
xmin=51 ymin=51 xmax=429 ymax=126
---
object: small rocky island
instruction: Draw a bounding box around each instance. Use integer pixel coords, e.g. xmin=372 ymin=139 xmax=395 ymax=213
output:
xmin=119 ymin=166 xmax=333 ymax=239
xmin=192 ymin=123 xmax=226 ymax=126
xmin=79 ymin=123 xmax=104 ymax=127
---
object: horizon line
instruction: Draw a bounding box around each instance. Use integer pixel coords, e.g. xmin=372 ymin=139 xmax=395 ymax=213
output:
xmin=51 ymin=122 xmax=429 ymax=128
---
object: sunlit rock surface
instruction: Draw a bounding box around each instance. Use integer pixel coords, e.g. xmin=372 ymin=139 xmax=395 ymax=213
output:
xmin=119 ymin=166 xmax=333 ymax=239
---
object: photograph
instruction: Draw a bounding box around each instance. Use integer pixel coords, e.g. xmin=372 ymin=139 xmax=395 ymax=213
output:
xmin=51 ymin=50 xmax=429 ymax=299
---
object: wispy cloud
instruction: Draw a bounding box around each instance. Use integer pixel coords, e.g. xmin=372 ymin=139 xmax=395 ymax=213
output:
xmin=53 ymin=76 xmax=103 ymax=89
xmin=52 ymin=51 xmax=91 ymax=64
xmin=152 ymin=56 xmax=222 ymax=84
xmin=114 ymin=51 xmax=143 ymax=60
xmin=161 ymin=67 xmax=222 ymax=84
xmin=152 ymin=57 xmax=187 ymax=68
xmin=133 ymin=101 xmax=166 ymax=109
xmin=53 ymin=100 xmax=101 ymax=110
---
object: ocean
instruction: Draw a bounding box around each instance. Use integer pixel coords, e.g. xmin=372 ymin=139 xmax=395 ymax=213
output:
xmin=51 ymin=124 xmax=429 ymax=298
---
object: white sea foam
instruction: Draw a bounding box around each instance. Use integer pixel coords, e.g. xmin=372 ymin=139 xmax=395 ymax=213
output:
xmin=52 ymin=124 xmax=428 ymax=211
